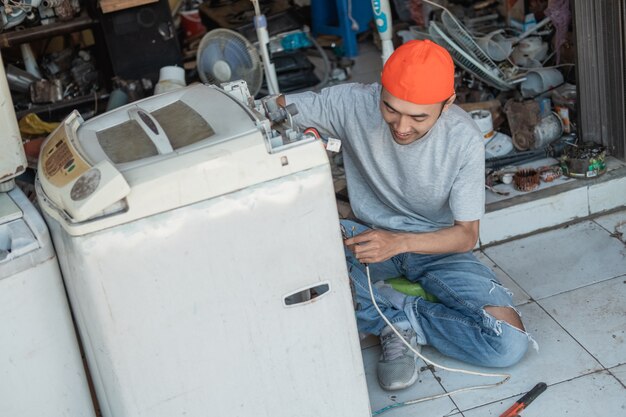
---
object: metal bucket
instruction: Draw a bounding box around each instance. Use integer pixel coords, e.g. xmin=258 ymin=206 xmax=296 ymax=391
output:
xmin=534 ymin=112 xmax=563 ymax=148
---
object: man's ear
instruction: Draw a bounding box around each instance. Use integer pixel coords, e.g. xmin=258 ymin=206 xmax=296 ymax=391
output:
xmin=443 ymin=93 xmax=456 ymax=111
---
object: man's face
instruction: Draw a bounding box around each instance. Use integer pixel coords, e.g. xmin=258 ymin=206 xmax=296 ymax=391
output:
xmin=380 ymin=88 xmax=454 ymax=145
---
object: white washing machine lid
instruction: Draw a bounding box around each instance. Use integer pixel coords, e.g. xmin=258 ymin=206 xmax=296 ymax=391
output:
xmin=0 ymin=192 xmax=22 ymax=224
xmin=74 ymin=84 xmax=259 ymax=171
xmin=36 ymin=84 xmax=329 ymax=236
xmin=0 ymin=188 xmax=56 ymax=278
xmin=0 ymin=217 xmax=39 ymax=267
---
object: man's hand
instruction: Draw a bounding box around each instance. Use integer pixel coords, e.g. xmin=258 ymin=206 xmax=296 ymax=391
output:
xmin=343 ymin=220 xmax=479 ymax=264
xmin=344 ymin=229 xmax=407 ymax=264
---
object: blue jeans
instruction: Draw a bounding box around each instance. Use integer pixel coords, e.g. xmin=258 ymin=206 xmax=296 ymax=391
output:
xmin=341 ymin=220 xmax=530 ymax=368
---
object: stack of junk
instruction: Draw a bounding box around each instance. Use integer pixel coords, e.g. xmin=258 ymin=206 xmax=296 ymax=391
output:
xmin=398 ymin=0 xmax=593 ymax=193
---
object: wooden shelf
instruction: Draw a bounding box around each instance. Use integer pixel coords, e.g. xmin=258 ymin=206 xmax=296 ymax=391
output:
xmin=100 ymin=0 xmax=158 ymax=14
xmin=0 ymin=12 xmax=96 ymax=49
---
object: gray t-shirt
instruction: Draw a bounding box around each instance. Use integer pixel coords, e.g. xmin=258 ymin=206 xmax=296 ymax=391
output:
xmin=287 ymin=83 xmax=485 ymax=233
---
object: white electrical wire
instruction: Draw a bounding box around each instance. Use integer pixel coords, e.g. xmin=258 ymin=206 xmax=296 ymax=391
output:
xmin=365 ymin=265 xmax=511 ymax=415
xmin=347 ymin=0 xmax=359 ymax=31
xmin=250 ymin=0 xmax=279 ymax=94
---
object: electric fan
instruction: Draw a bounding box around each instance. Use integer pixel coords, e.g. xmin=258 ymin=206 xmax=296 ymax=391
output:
xmin=196 ymin=28 xmax=263 ymax=96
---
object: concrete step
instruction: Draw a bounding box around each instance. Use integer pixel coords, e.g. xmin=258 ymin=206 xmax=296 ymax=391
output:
xmin=481 ymin=156 xmax=626 ymax=246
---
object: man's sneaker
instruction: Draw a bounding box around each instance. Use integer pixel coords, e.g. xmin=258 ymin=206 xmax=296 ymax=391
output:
xmin=377 ymin=324 xmax=420 ymax=391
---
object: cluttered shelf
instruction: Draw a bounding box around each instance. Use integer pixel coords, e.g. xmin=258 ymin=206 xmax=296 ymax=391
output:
xmin=0 ymin=10 xmax=97 ymax=49
xmin=392 ymin=1 xmax=616 ymax=204
xmin=3 ymin=0 xmax=623 ymax=195
xmin=485 ymin=156 xmax=626 ymax=210
xmin=0 ymin=0 xmax=115 ymax=114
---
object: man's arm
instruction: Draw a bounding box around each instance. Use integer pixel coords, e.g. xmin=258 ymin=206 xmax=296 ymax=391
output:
xmin=344 ymin=220 xmax=479 ymax=264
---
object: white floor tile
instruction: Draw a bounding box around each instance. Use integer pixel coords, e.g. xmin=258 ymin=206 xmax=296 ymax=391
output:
xmin=593 ymin=209 xmax=626 ymax=243
xmin=538 ymin=276 xmax=626 ymax=368
xmin=461 ymin=371 xmax=626 ymax=417
xmin=474 ymin=251 xmax=532 ymax=306
xmin=484 ymin=221 xmax=626 ymax=300
xmin=480 ymin=187 xmax=589 ymax=246
xmin=416 ymin=302 xmax=601 ymax=411
xmin=362 ymin=345 xmax=461 ymax=417
xmin=609 ymin=363 xmax=626 ymax=385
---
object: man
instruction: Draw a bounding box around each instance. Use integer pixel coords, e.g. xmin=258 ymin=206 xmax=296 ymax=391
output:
xmin=282 ymin=40 xmax=530 ymax=391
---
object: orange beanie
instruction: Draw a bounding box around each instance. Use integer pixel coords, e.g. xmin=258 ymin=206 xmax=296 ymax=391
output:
xmin=381 ymin=40 xmax=455 ymax=105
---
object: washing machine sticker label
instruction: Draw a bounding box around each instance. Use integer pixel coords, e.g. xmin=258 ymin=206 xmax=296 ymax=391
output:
xmin=41 ymin=124 xmax=90 ymax=188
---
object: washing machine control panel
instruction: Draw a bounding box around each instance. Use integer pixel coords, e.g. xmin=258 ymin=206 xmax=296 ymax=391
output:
xmin=37 ymin=111 xmax=131 ymax=223
xmin=40 ymin=113 xmax=92 ymax=189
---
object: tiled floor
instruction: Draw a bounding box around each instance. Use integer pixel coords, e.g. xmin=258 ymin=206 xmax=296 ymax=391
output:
xmin=362 ymin=208 xmax=626 ymax=416
xmin=334 ymin=39 xmax=626 ymax=417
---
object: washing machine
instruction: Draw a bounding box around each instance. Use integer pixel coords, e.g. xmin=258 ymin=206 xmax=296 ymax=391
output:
xmin=0 ymin=187 xmax=97 ymax=417
xmin=36 ymin=82 xmax=370 ymax=417
xmin=0 ymin=51 xmax=96 ymax=417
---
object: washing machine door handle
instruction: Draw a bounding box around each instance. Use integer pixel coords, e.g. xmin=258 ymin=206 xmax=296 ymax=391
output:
xmin=128 ymin=107 xmax=174 ymax=155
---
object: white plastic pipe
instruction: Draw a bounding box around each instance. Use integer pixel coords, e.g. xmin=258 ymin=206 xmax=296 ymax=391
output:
xmin=372 ymin=0 xmax=394 ymax=64
xmin=251 ymin=0 xmax=279 ymax=95
xmin=517 ymin=17 xmax=552 ymax=43
xmin=254 ymin=15 xmax=280 ymax=95
xmin=0 ymin=52 xmax=27 ymax=188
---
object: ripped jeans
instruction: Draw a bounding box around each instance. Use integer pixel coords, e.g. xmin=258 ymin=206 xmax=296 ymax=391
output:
xmin=342 ymin=220 xmax=530 ymax=368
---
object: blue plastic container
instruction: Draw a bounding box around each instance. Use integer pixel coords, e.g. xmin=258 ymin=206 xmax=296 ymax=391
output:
xmin=311 ymin=0 xmax=374 ymax=57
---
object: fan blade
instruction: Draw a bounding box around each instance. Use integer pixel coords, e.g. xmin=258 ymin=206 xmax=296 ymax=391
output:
xmin=199 ymin=41 xmax=228 ymax=81
xmin=223 ymin=39 xmax=253 ymax=71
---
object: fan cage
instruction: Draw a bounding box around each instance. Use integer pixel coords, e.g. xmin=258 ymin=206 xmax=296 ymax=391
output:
xmin=440 ymin=12 xmax=505 ymax=78
xmin=196 ymin=28 xmax=263 ymax=96
xmin=429 ymin=22 xmax=514 ymax=91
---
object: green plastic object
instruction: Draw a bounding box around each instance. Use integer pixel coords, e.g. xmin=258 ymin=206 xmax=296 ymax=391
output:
xmin=386 ymin=277 xmax=439 ymax=303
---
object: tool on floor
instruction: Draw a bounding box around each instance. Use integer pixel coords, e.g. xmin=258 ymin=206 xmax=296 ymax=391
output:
xmin=499 ymin=382 xmax=547 ymax=417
